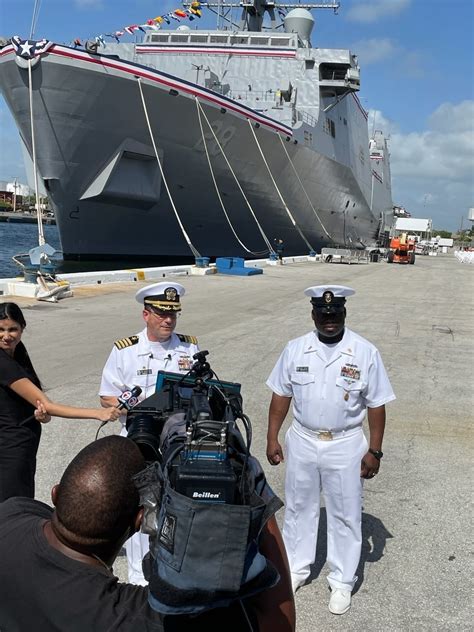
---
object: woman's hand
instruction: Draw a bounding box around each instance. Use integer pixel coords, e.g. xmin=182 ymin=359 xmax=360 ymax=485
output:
xmin=34 ymin=400 xmax=52 ymax=424
xmin=98 ymin=407 xmax=121 ymax=422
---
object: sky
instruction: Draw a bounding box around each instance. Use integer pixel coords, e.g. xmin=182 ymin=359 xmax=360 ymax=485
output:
xmin=0 ymin=0 xmax=473 ymax=231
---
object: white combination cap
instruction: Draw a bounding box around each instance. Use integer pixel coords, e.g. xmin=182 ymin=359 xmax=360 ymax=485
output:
xmin=304 ymin=285 xmax=355 ymax=299
xmin=135 ymin=282 xmax=186 ymax=311
xmin=304 ymin=285 xmax=355 ymax=311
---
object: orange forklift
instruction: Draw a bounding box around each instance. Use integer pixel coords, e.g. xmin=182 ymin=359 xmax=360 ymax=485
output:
xmin=387 ymin=233 xmax=415 ymax=264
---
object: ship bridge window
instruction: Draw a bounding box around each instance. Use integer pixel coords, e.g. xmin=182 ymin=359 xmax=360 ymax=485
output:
xmin=320 ymin=63 xmax=349 ymax=81
xmin=210 ymin=35 xmax=228 ymax=43
xmin=323 ymin=117 xmax=336 ymax=138
xmin=250 ymin=37 xmax=269 ymax=46
xmin=271 ymin=38 xmax=289 ymax=46
xmin=170 ymin=35 xmax=190 ymax=43
xmin=151 ymin=34 xmax=170 ymax=42
xmin=190 ymin=35 xmax=208 ymax=43
xmin=230 ymin=36 xmax=249 ymax=45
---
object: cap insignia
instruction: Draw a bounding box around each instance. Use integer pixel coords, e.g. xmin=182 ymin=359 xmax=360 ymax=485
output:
xmin=165 ymin=287 xmax=178 ymax=301
xmin=323 ymin=291 xmax=334 ymax=304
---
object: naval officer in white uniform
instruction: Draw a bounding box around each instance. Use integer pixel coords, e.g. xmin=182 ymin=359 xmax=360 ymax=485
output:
xmin=266 ymin=285 xmax=395 ymax=615
xmin=100 ymin=281 xmax=199 ymax=584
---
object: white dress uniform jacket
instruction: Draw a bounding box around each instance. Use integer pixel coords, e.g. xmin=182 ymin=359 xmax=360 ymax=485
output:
xmin=267 ymin=327 xmax=395 ymax=432
xmin=99 ymin=327 xmax=199 ymax=585
xmin=100 ymin=328 xmax=199 ymax=417
xmin=266 ymin=327 xmax=395 ymax=592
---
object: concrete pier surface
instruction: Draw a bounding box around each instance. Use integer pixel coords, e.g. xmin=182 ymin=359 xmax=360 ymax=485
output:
xmin=8 ymin=255 xmax=472 ymax=631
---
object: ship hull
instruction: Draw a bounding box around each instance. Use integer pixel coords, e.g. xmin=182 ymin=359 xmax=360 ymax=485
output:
xmin=0 ymin=44 xmax=383 ymax=260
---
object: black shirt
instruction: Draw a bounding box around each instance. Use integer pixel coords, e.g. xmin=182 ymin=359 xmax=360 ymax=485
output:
xmin=0 ymin=498 xmax=257 ymax=632
xmin=0 ymin=349 xmax=41 ymax=439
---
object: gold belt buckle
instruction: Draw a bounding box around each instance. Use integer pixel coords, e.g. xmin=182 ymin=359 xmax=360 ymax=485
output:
xmin=318 ymin=431 xmax=333 ymax=441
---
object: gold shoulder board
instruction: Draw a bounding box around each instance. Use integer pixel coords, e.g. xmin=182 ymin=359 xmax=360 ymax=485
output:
xmin=114 ymin=335 xmax=139 ymax=350
xmin=177 ymin=333 xmax=198 ymax=344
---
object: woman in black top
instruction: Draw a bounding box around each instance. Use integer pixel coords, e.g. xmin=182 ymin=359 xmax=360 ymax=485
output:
xmin=0 ymin=302 xmax=120 ymax=502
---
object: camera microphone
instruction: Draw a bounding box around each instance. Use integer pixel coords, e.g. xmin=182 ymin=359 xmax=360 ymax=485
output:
xmin=117 ymin=386 xmax=142 ymax=411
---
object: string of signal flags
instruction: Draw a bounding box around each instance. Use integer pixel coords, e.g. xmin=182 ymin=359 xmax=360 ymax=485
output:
xmin=72 ymin=2 xmax=204 ymax=48
xmin=71 ymin=2 xmax=289 ymax=49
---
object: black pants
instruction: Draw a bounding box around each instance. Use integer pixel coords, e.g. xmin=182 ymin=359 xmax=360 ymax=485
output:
xmin=0 ymin=429 xmax=40 ymax=501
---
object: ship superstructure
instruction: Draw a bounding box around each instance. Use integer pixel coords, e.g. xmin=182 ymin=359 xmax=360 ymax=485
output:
xmin=0 ymin=1 xmax=393 ymax=261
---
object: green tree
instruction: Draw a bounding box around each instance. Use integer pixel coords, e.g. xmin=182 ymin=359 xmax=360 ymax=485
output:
xmin=433 ymin=229 xmax=452 ymax=238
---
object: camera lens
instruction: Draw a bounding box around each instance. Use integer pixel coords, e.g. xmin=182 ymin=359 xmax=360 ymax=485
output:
xmin=127 ymin=414 xmax=163 ymax=462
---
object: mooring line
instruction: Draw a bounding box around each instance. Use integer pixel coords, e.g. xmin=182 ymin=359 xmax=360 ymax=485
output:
xmin=138 ymin=77 xmax=201 ymax=259
xmin=196 ymin=99 xmax=273 ymax=256
xmin=247 ymin=120 xmax=315 ymax=252
xmin=277 ymin=134 xmax=332 ymax=240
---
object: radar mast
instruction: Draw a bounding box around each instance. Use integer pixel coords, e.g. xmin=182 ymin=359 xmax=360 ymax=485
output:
xmin=187 ymin=1 xmax=340 ymax=32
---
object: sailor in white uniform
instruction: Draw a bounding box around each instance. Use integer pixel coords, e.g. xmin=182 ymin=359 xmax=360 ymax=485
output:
xmin=100 ymin=281 xmax=199 ymax=585
xmin=266 ymin=285 xmax=395 ymax=615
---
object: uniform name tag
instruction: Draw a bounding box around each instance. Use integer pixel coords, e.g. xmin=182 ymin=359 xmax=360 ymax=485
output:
xmin=296 ymin=366 xmax=309 ymax=372
xmin=340 ymin=364 xmax=360 ymax=380
xmin=137 ymin=368 xmax=152 ymax=376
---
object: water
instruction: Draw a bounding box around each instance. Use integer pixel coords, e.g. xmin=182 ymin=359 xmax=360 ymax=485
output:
xmin=0 ymin=223 xmax=61 ymax=278
xmin=0 ymin=222 xmax=193 ymax=278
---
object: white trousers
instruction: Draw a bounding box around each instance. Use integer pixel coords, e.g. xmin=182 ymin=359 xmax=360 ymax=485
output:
xmin=283 ymin=422 xmax=367 ymax=592
xmin=125 ymin=532 xmax=149 ymax=586
xmin=119 ymin=424 xmax=149 ymax=585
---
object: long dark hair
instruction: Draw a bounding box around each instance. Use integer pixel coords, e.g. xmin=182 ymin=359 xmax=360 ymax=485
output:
xmin=0 ymin=302 xmax=41 ymax=387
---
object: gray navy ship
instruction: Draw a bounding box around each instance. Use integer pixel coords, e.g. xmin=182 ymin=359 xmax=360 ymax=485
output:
xmin=0 ymin=1 xmax=394 ymax=262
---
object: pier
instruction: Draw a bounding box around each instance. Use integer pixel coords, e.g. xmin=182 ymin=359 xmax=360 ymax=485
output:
xmin=8 ymin=255 xmax=472 ymax=631
xmin=0 ymin=210 xmax=56 ymax=224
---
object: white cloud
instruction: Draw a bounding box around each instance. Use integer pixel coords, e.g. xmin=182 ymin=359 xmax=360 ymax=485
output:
xmin=351 ymin=37 xmax=399 ymax=65
xmin=391 ymin=101 xmax=474 ymax=181
xmin=0 ymin=104 xmax=26 ymax=181
xmin=368 ymin=109 xmax=399 ymax=136
xmin=347 ymin=0 xmax=411 ymax=23
xmin=428 ymin=101 xmax=474 ymax=133
xmin=386 ymin=101 xmax=474 ymax=229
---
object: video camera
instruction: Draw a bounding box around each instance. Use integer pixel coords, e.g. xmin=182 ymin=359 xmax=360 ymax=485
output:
xmin=126 ymin=350 xmax=251 ymax=504
xmin=126 ymin=351 xmax=279 ymax=617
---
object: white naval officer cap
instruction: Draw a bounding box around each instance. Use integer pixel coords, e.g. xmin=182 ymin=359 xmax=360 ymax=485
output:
xmin=135 ymin=282 xmax=185 ymax=312
xmin=304 ymin=285 xmax=355 ymax=312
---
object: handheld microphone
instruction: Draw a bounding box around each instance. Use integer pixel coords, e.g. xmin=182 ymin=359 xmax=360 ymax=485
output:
xmin=117 ymin=386 xmax=143 ymax=411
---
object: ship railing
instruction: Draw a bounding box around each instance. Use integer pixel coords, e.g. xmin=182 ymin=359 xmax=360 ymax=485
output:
xmin=320 ymin=68 xmax=348 ymax=81
xmin=296 ymin=109 xmax=318 ymax=127
xmin=227 ymin=89 xmax=284 ymax=102
xmin=321 ymin=247 xmax=370 ymax=264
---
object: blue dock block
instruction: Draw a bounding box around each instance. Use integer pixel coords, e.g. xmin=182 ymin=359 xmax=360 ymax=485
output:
xmin=215 ymin=257 xmax=263 ymax=276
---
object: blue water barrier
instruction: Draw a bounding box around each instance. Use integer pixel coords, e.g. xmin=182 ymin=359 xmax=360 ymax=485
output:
xmin=215 ymin=257 xmax=263 ymax=276
xmin=195 ymin=256 xmax=210 ymax=268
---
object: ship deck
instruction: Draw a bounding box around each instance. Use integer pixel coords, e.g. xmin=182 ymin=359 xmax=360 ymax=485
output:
xmin=10 ymin=254 xmax=472 ymax=631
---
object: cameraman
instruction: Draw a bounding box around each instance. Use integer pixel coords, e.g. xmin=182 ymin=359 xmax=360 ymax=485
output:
xmin=100 ymin=281 xmax=199 ymax=585
xmin=0 ymin=437 xmax=294 ymax=631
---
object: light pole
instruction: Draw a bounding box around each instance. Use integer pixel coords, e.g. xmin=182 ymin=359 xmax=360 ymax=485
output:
xmin=11 ymin=177 xmax=18 ymax=213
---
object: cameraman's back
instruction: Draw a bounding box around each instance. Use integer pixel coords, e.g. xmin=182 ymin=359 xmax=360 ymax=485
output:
xmin=0 ymin=496 xmax=258 ymax=632
xmin=0 ymin=436 xmax=265 ymax=631
xmin=0 ymin=437 xmax=167 ymax=631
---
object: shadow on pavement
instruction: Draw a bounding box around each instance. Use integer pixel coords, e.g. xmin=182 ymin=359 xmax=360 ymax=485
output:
xmin=306 ymin=509 xmax=393 ymax=594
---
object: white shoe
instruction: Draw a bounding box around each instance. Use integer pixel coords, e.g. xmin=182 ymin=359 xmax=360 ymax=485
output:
xmin=328 ymin=588 xmax=351 ymax=615
xmin=291 ymin=574 xmax=306 ymax=594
